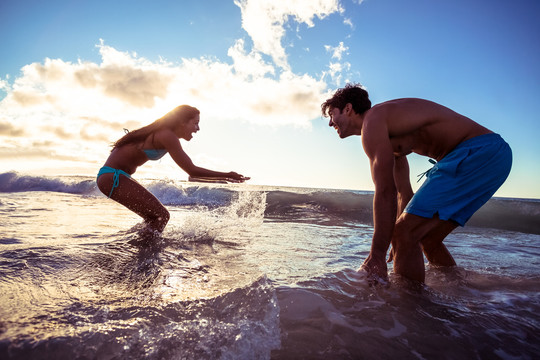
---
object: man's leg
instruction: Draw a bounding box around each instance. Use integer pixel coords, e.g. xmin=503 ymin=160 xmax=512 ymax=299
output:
xmin=391 ymin=213 xmax=457 ymax=282
xmin=420 ymin=218 xmax=458 ymax=266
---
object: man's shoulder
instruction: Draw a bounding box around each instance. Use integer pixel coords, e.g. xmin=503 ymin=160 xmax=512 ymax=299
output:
xmin=368 ymin=98 xmax=447 ymax=120
xmin=374 ymin=98 xmax=434 ymax=107
xmin=366 ymin=99 xmax=405 ymax=116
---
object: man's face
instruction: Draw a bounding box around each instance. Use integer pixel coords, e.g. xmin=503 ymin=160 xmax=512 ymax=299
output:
xmin=328 ymin=107 xmax=347 ymax=138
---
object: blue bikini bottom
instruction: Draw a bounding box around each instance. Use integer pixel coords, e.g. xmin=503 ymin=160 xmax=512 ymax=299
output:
xmin=97 ymin=166 xmax=131 ymax=198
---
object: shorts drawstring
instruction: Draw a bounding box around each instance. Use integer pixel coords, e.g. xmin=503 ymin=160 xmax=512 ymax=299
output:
xmin=417 ymin=159 xmax=437 ymax=183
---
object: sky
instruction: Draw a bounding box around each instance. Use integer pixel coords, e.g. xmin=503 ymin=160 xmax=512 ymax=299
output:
xmin=1 ymin=0 xmax=539 ymax=199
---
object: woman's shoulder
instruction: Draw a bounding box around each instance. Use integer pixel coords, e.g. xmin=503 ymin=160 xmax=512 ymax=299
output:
xmin=153 ymin=128 xmax=181 ymax=147
xmin=153 ymin=128 xmax=177 ymax=139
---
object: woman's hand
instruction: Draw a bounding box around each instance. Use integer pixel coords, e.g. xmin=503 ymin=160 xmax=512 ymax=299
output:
xmin=227 ymin=172 xmax=250 ymax=183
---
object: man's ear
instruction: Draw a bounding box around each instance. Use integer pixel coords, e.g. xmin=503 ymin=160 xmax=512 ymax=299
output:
xmin=344 ymin=103 xmax=353 ymax=115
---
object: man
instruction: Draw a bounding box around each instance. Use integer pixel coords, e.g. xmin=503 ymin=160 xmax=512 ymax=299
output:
xmin=321 ymin=84 xmax=512 ymax=282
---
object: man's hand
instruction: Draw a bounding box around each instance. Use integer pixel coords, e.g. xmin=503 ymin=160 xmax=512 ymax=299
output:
xmin=387 ymin=245 xmax=395 ymax=263
xmin=359 ymin=252 xmax=388 ymax=281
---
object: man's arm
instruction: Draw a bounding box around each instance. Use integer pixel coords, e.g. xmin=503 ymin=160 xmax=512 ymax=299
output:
xmin=393 ymin=155 xmax=413 ymax=217
xmin=359 ymin=113 xmax=397 ymax=279
xmin=387 ymin=155 xmax=414 ymax=263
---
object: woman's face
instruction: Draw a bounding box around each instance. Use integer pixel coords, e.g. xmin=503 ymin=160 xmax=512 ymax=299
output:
xmin=176 ymin=114 xmax=200 ymax=141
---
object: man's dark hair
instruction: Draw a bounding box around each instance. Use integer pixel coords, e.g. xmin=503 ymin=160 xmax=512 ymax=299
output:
xmin=321 ymin=83 xmax=372 ymax=117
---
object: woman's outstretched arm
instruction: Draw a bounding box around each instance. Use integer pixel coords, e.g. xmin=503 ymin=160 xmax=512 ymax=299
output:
xmin=159 ymin=130 xmax=249 ymax=182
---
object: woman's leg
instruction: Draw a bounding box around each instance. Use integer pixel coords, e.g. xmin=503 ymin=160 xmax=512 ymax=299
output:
xmin=97 ymin=173 xmax=170 ymax=232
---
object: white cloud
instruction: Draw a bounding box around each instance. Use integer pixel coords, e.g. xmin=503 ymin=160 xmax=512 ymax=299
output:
xmin=324 ymin=61 xmax=352 ymax=86
xmin=325 ymin=41 xmax=349 ymax=60
xmin=227 ymin=39 xmax=275 ymax=79
xmin=323 ymin=41 xmax=351 ymax=85
xmin=0 ymin=40 xmax=329 ymax=171
xmin=0 ymin=77 xmax=10 ymax=93
xmin=0 ymin=1 xmax=359 ymax=177
xmin=234 ymin=0 xmax=343 ymax=70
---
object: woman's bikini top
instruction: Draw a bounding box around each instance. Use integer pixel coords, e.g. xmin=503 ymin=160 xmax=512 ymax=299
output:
xmin=142 ymin=133 xmax=168 ymax=161
xmin=143 ymin=149 xmax=168 ymax=161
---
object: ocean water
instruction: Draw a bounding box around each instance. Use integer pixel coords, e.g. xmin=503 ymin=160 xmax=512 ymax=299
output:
xmin=0 ymin=171 xmax=539 ymax=360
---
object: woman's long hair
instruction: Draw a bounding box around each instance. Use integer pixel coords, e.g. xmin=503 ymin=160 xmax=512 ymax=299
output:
xmin=112 ymin=105 xmax=200 ymax=150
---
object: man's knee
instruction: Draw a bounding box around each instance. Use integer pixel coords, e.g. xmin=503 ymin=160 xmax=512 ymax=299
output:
xmin=392 ymin=213 xmax=436 ymax=250
xmin=392 ymin=218 xmax=417 ymax=253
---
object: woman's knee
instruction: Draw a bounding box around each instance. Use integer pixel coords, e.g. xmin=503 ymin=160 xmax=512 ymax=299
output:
xmin=149 ymin=205 xmax=169 ymax=223
xmin=145 ymin=207 xmax=169 ymax=232
xmin=159 ymin=208 xmax=170 ymax=224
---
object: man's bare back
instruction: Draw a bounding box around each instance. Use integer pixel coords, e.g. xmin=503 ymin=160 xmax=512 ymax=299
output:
xmin=364 ymin=98 xmax=492 ymax=161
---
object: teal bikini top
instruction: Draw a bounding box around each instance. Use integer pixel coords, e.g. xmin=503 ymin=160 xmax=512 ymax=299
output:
xmin=143 ymin=149 xmax=168 ymax=161
xmin=141 ymin=132 xmax=167 ymax=160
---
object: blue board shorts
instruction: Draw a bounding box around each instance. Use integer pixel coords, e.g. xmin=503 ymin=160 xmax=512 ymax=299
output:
xmin=405 ymin=133 xmax=512 ymax=226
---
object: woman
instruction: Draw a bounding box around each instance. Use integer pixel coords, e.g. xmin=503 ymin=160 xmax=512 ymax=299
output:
xmin=96 ymin=105 xmax=249 ymax=234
